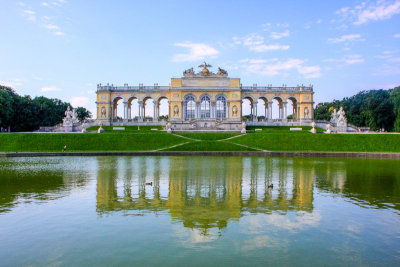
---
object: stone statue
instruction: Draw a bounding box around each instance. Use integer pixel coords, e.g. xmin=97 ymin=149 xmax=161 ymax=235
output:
xmin=330 ymin=109 xmax=338 ymax=124
xmin=101 ymin=107 xmax=107 ymax=118
xmin=217 ymin=67 xmax=228 ymax=76
xmin=166 ymin=121 xmax=172 ymax=133
xmin=72 ymin=108 xmax=79 ymax=123
xmin=183 ymin=67 xmax=195 ymax=76
xmin=173 ymin=105 xmax=179 ymax=118
xmin=241 ymin=121 xmax=246 ymax=134
xmin=326 ymin=124 xmax=331 ymax=134
xmin=337 ymin=107 xmax=347 ymax=125
xmin=63 ymin=106 xmax=74 ymax=126
xmin=304 ymin=107 xmax=310 ymax=119
xmin=310 ymin=121 xmax=316 ymax=134
xmin=81 ymin=122 xmax=87 ymax=133
xmin=232 ymin=105 xmax=238 ymax=117
xmin=98 ymin=121 xmax=104 ymax=133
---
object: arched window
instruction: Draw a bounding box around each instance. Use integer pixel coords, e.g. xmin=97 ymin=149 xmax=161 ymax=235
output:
xmin=184 ymin=95 xmax=196 ymax=119
xmin=200 ymin=95 xmax=211 ymax=119
xmin=216 ymin=95 xmax=227 ymax=119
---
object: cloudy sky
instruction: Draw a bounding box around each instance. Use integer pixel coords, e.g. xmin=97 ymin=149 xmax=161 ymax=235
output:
xmin=1 ymin=0 xmax=400 ymax=116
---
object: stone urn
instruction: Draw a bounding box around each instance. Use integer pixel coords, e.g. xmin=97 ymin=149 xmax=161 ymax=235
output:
xmin=310 ymin=121 xmax=316 ymax=134
xmin=326 ymin=124 xmax=331 ymax=134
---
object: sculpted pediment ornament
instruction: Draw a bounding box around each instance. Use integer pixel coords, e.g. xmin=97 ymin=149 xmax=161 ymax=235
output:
xmin=183 ymin=62 xmax=228 ymax=78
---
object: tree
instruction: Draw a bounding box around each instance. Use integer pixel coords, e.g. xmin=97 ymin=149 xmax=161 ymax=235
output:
xmin=75 ymin=107 xmax=92 ymax=122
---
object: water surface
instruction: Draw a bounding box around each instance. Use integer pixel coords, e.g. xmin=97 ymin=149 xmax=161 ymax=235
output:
xmin=0 ymin=156 xmax=399 ymax=266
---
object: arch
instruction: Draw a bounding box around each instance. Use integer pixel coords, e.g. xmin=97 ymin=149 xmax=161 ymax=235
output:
xmin=241 ymin=95 xmax=256 ymax=120
xmin=286 ymin=95 xmax=298 ymax=102
xmin=241 ymin=95 xmax=255 ymax=103
xmin=287 ymin=96 xmax=298 ymax=120
xmin=158 ymin=98 xmax=169 ymax=120
xmin=216 ymin=95 xmax=227 ymax=119
xmin=184 ymin=95 xmax=196 ymax=119
xmin=198 ymin=92 xmax=212 ymax=101
xmin=257 ymin=95 xmax=270 ymax=103
xmin=200 ymin=95 xmax=211 ymax=119
xmin=183 ymin=92 xmax=197 ymax=101
xmin=256 ymin=96 xmax=269 ymax=120
xmin=156 ymin=95 xmax=169 ymax=102
xmin=112 ymin=96 xmax=124 ymax=120
xmin=271 ymin=96 xmax=283 ymax=120
xmin=142 ymin=96 xmax=154 ymax=120
xmin=214 ymin=92 xmax=228 ymax=100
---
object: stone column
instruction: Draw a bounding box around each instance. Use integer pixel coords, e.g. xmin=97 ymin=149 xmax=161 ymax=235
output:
xmin=283 ymin=102 xmax=287 ymax=121
xmin=153 ymin=100 xmax=157 ymax=121
xmin=181 ymin=102 xmax=184 ymax=119
xmin=211 ymin=101 xmax=216 ymax=119
xmin=138 ymin=101 xmax=143 ymax=120
xmin=196 ymin=101 xmax=200 ymax=119
xmin=123 ymin=102 xmax=128 ymax=120
xmin=268 ymin=102 xmax=273 ymax=120
xmin=254 ymin=101 xmax=258 ymax=121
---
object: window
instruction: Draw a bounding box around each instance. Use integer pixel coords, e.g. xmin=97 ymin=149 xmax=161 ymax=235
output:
xmin=200 ymin=95 xmax=211 ymax=119
xmin=185 ymin=95 xmax=196 ymax=119
xmin=216 ymin=96 xmax=226 ymax=119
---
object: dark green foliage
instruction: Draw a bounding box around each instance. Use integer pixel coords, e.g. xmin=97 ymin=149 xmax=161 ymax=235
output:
xmin=76 ymin=107 xmax=92 ymax=122
xmin=0 ymin=85 xmax=72 ymax=131
xmin=314 ymin=87 xmax=400 ymax=131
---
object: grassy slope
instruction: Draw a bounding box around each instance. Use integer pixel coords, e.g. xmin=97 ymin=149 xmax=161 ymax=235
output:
xmin=163 ymin=140 xmax=255 ymax=151
xmin=0 ymin=132 xmax=184 ymax=152
xmin=0 ymin=127 xmax=399 ymax=153
xmin=233 ymin=131 xmax=400 ymax=152
xmin=174 ymin=132 xmax=239 ymax=140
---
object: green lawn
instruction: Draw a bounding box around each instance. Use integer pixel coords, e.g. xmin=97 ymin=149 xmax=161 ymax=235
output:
xmin=163 ymin=140 xmax=255 ymax=151
xmin=0 ymin=132 xmax=184 ymax=152
xmin=233 ymin=131 xmax=400 ymax=152
xmin=86 ymin=126 xmax=163 ymax=132
xmin=174 ymin=132 xmax=240 ymax=140
xmin=0 ymin=127 xmax=399 ymax=153
xmin=246 ymin=126 xmax=325 ymax=132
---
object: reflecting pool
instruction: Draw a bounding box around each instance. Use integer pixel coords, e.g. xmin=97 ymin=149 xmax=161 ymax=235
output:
xmin=0 ymin=156 xmax=399 ymax=266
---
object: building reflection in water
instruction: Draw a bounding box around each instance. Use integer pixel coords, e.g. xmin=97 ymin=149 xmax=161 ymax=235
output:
xmin=96 ymin=156 xmax=316 ymax=235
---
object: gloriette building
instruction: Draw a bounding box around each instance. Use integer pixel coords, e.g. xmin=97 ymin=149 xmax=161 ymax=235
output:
xmin=96 ymin=62 xmax=314 ymax=131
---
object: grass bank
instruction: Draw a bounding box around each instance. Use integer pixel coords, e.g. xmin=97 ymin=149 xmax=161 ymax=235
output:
xmin=233 ymin=131 xmax=400 ymax=152
xmin=0 ymin=126 xmax=399 ymax=153
xmin=0 ymin=132 xmax=184 ymax=152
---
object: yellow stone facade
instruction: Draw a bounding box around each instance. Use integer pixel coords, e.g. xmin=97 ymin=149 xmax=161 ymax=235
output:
xmin=96 ymin=63 xmax=314 ymax=129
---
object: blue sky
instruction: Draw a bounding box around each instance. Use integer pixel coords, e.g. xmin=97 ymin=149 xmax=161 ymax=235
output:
xmin=1 ymin=0 xmax=400 ymax=116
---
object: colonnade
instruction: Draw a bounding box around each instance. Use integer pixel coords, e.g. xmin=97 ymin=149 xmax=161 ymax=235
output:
xmin=245 ymin=99 xmax=300 ymax=121
xmin=112 ymin=99 xmax=165 ymax=121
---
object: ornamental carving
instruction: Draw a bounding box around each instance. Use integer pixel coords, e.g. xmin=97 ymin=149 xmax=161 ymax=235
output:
xmin=183 ymin=62 xmax=228 ymax=77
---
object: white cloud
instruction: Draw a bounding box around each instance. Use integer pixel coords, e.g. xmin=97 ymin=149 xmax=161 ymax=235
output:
xmin=172 ymin=42 xmax=219 ymax=62
xmin=70 ymin=96 xmax=89 ymax=108
xmin=394 ymin=33 xmax=400 ymax=38
xmin=270 ymin=30 xmax=290 ymax=39
xmin=43 ymin=24 xmax=60 ymax=30
xmin=0 ymin=78 xmax=24 ymax=88
xmin=41 ymin=86 xmax=60 ymax=92
xmin=335 ymin=0 xmax=400 ymax=25
xmin=233 ymin=34 xmax=290 ymax=52
xmin=22 ymin=9 xmax=36 ymax=21
xmin=324 ymin=54 xmax=365 ymax=64
xmin=328 ymin=34 xmax=364 ymax=43
xmin=241 ymin=58 xmax=321 ymax=78
xmin=53 ymin=31 xmax=65 ymax=36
